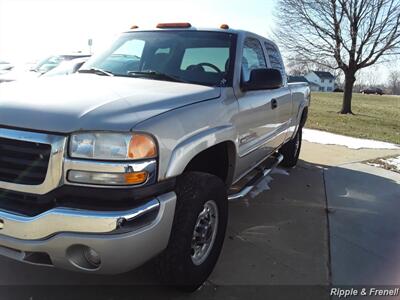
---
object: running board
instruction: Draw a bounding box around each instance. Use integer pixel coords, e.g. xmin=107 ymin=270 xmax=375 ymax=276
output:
xmin=227 ymin=153 xmax=283 ymax=201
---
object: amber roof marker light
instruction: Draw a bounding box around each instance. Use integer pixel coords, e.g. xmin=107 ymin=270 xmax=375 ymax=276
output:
xmin=220 ymin=24 xmax=230 ymax=30
xmin=130 ymin=25 xmax=139 ymax=29
xmin=156 ymin=23 xmax=192 ymax=29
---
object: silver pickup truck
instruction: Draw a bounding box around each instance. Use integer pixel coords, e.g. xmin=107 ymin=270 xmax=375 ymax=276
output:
xmin=0 ymin=23 xmax=310 ymax=289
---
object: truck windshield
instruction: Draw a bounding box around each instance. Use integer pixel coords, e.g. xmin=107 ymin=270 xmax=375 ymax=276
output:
xmin=80 ymin=31 xmax=236 ymax=86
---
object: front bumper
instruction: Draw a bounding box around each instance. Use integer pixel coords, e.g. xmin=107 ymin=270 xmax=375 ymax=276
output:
xmin=0 ymin=192 xmax=176 ymax=274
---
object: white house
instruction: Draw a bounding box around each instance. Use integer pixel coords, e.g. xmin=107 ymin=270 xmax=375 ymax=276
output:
xmin=287 ymin=75 xmax=322 ymax=91
xmin=304 ymin=71 xmax=335 ymax=92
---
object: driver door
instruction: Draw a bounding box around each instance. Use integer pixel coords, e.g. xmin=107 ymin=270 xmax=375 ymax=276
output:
xmin=233 ymin=37 xmax=281 ymax=177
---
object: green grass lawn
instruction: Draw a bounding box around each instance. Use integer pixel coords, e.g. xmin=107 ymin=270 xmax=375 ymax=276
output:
xmin=307 ymin=92 xmax=400 ymax=144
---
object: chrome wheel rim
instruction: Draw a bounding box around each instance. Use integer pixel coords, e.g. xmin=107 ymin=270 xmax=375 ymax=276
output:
xmin=191 ymin=200 xmax=219 ymax=266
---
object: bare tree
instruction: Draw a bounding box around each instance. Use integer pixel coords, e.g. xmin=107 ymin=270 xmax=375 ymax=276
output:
xmin=388 ymin=70 xmax=400 ymax=94
xmin=286 ymin=54 xmax=338 ymax=75
xmin=286 ymin=56 xmax=311 ymax=75
xmin=275 ymin=0 xmax=400 ymax=114
xmin=364 ymin=66 xmax=380 ymax=87
xmin=286 ymin=55 xmax=344 ymax=87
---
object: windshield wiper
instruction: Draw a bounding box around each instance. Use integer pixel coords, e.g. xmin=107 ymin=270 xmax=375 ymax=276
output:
xmin=127 ymin=71 xmax=187 ymax=83
xmin=79 ymin=68 xmax=114 ymax=76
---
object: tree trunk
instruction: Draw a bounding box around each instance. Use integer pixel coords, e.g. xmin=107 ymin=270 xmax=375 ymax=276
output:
xmin=340 ymin=71 xmax=356 ymax=114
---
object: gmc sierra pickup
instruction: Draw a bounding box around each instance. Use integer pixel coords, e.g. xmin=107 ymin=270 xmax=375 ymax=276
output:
xmin=0 ymin=23 xmax=310 ymax=289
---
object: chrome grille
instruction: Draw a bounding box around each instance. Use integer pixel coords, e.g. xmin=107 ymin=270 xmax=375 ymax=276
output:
xmin=0 ymin=137 xmax=51 ymax=185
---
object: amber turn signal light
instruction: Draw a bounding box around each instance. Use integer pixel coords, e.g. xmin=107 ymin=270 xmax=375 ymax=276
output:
xmin=124 ymin=171 xmax=148 ymax=185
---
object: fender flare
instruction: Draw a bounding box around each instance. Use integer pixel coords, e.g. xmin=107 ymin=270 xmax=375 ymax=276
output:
xmin=165 ymin=125 xmax=237 ymax=178
xmin=290 ymin=104 xmax=308 ymax=140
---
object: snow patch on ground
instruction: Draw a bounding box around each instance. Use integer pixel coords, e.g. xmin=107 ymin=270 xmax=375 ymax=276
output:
xmin=367 ymin=156 xmax=400 ymax=173
xmin=386 ymin=156 xmax=400 ymax=171
xmin=249 ymin=176 xmax=273 ymax=198
xmin=303 ymin=128 xmax=400 ymax=150
xmin=248 ymin=168 xmax=290 ymax=200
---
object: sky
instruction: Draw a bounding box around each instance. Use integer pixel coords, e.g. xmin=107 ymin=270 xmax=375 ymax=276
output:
xmin=0 ymin=0 xmax=275 ymax=62
xmin=0 ymin=0 xmax=395 ymax=83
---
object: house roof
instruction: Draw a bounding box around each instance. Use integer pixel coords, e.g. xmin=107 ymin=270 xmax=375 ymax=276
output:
xmin=308 ymin=81 xmax=321 ymax=87
xmin=288 ymin=75 xmax=321 ymax=87
xmin=313 ymin=71 xmax=335 ymax=79
xmin=288 ymin=76 xmax=309 ymax=83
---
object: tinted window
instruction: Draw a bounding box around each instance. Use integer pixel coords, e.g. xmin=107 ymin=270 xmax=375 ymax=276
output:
xmin=82 ymin=31 xmax=236 ymax=86
xmin=114 ymin=39 xmax=145 ymax=58
xmin=242 ymin=38 xmax=266 ymax=82
xmin=98 ymin=39 xmax=145 ymax=73
xmin=181 ymin=48 xmax=229 ymax=72
xmin=264 ymin=42 xmax=285 ymax=80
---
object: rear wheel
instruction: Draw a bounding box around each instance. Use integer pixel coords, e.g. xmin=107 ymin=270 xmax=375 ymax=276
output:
xmin=279 ymin=126 xmax=302 ymax=168
xmin=157 ymin=172 xmax=228 ymax=291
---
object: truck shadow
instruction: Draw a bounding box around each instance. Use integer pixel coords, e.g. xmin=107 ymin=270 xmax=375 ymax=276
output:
xmin=1 ymin=159 xmax=399 ymax=300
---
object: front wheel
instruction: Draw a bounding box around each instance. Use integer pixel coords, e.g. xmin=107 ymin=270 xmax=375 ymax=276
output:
xmin=279 ymin=126 xmax=302 ymax=168
xmin=157 ymin=172 xmax=228 ymax=291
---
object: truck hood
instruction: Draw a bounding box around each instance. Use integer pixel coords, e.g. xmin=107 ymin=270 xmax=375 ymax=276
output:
xmin=0 ymin=74 xmax=220 ymax=133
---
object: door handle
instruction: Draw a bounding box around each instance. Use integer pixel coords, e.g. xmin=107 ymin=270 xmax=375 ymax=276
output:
xmin=271 ymin=99 xmax=278 ymax=109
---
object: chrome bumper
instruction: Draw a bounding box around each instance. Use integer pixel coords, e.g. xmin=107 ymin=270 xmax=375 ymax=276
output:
xmin=0 ymin=199 xmax=159 ymax=240
xmin=0 ymin=128 xmax=174 ymax=274
xmin=0 ymin=192 xmax=176 ymax=274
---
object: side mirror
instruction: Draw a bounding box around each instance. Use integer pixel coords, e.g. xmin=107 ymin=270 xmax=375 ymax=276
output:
xmin=243 ymin=68 xmax=283 ymax=91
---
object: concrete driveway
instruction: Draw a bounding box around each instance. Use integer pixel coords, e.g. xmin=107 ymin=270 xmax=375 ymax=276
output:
xmin=326 ymin=163 xmax=400 ymax=286
xmin=1 ymin=140 xmax=399 ymax=300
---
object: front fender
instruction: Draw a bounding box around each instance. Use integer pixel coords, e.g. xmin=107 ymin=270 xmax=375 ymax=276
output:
xmin=165 ymin=125 xmax=237 ymax=178
xmin=132 ymin=87 xmax=239 ymax=182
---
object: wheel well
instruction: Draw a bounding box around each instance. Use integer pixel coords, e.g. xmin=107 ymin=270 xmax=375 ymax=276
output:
xmin=183 ymin=142 xmax=236 ymax=185
xmin=300 ymin=107 xmax=308 ymax=128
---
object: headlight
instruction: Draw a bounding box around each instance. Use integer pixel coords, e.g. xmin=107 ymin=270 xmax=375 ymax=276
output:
xmin=69 ymin=132 xmax=157 ymax=160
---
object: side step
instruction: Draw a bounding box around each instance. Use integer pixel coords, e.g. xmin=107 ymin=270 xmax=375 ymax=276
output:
xmin=227 ymin=153 xmax=283 ymax=201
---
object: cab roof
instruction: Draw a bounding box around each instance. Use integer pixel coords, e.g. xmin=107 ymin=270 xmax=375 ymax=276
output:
xmin=125 ymin=23 xmax=264 ymax=38
xmin=124 ymin=24 xmax=277 ymax=48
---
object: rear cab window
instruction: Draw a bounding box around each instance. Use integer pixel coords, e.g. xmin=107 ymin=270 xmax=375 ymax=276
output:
xmin=264 ymin=41 xmax=286 ymax=83
xmin=241 ymin=37 xmax=267 ymax=82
